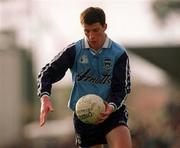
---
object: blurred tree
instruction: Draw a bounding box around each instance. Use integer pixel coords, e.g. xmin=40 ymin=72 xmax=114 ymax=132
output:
xmin=152 ymin=0 xmax=180 ymax=23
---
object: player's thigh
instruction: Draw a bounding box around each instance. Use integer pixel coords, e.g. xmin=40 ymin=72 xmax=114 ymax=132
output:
xmin=106 ymin=125 xmax=132 ymax=148
xmin=90 ymin=144 xmax=104 ymax=148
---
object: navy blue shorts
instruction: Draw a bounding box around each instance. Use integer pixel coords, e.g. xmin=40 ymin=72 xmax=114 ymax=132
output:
xmin=73 ymin=105 xmax=128 ymax=147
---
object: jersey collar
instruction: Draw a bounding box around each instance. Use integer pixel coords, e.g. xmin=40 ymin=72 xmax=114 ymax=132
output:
xmin=83 ymin=36 xmax=112 ymax=49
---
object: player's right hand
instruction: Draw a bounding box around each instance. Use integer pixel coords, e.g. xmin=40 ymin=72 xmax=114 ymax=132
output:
xmin=40 ymin=95 xmax=54 ymax=127
xmin=95 ymin=102 xmax=114 ymax=124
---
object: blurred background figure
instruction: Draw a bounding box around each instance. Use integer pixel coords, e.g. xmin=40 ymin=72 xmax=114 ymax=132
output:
xmin=0 ymin=0 xmax=179 ymax=147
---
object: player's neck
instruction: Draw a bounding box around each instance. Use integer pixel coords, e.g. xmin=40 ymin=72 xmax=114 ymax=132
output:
xmin=89 ymin=35 xmax=106 ymax=52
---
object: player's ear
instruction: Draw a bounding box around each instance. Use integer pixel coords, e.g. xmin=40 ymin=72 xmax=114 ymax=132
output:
xmin=103 ymin=23 xmax=107 ymax=31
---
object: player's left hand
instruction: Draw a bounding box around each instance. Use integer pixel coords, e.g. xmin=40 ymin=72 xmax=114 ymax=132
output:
xmin=95 ymin=102 xmax=114 ymax=124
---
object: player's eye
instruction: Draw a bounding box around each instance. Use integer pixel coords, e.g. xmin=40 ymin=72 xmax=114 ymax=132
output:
xmin=84 ymin=29 xmax=90 ymax=34
xmin=92 ymin=28 xmax=99 ymax=32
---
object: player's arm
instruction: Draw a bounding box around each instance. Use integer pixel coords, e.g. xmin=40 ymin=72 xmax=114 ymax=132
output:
xmin=108 ymin=51 xmax=131 ymax=111
xmin=37 ymin=44 xmax=76 ymax=126
xmin=96 ymin=52 xmax=131 ymax=124
xmin=37 ymin=44 xmax=76 ymax=97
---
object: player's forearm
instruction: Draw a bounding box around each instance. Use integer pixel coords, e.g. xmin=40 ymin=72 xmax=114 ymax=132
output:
xmin=108 ymin=52 xmax=131 ymax=109
xmin=37 ymin=71 xmax=53 ymax=97
xmin=37 ymin=45 xmax=76 ymax=98
xmin=108 ymin=90 xmax=130 ymax=110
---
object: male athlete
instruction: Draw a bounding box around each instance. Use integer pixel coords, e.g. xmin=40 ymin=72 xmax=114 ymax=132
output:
xmin=38 ymin=7 xmax=132 ymax=148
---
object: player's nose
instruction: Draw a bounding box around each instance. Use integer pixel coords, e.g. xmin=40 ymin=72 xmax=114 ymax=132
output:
xmin=88 ymin=32 xmax=95 ymax=41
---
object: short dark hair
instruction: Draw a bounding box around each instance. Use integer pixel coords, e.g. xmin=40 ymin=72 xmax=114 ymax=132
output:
xmin=80 ymin=7 xmax=106 ymax=26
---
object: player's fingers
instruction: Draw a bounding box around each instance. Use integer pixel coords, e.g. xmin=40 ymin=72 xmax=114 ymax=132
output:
xmin=100 ymin=112 xmax=106 ymax=116
xmin=40 ymin=108 xmax=49 ymax=127
xmin=49 ymin=105 xmax=54 ymax=112
xmin=100 ymin=111 xmax=109 ymax=118
xmin=95 ymin=113 xmax=108 ymax=124
xmin=40 ymin=111 xmax=45 ymax=127
xmin=95 ymin=118 xmax=104 ymax=124
xmin=99 ymin=115 xmax=108 ymax=121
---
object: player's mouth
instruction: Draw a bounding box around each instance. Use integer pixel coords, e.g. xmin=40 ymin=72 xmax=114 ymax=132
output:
xmin=89 ymin=40 xmax=97 ymax=45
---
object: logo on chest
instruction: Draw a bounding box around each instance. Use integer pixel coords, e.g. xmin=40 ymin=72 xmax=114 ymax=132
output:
xmin=103 ymin=58 xmax=112 ymax=70
xmin=79 ymin=55 xmax=88 ymax=64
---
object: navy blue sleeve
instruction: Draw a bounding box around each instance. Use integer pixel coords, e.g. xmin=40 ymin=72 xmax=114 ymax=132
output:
xmin=108 ymin=51 xmax=131 ymax=109
xmin=37 ymin=44 xmax=76 ymax=97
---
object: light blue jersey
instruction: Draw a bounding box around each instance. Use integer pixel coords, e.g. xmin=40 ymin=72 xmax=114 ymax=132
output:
xmin=38 ymin=37 xmax=131 ymax=111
